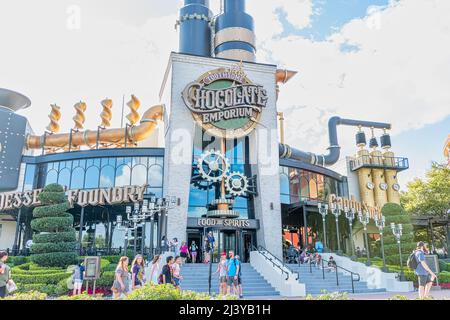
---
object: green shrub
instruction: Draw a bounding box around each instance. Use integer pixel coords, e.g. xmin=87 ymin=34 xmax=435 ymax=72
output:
xmin=30 ymin=184 xmax=78 ymax=268
xmin=305 ymin=291 xmax=350 ymax=300
xmin=439 ymin=260 xmax=450 ymax=272
xmin=31 ymin=252 xmax=78 ymax=268
xmin=96 ymin=271 xmax=115 ymax=287
xmin=381 ymin=203 xmax=416 ymax=265
xmin=102 ymin=263 xmax=118 ymax=272
xmin=33 ymin=231 xmax=77 ymax=244
xmin=33 ymin=203 xmax=71 ymax=218
xmin=13 ymin=272 xmax=70 ymax=285
xmin=388 ymin=295 xmax=409 ymax=300
xmin=439 ymin=271 xmax=450 ymax=283
xmin=1 ymin=291 xmax=47 ymax=300
xmin=30 ymin=242 xmax=77 ymax=254
xmin=7 ymin=256 xmax=29 ymax=266
xmin=15 ymin=284 xmax=61 ymax=296
xmin=100 ymin=259 xmax=111 ymax=270
xmin=126 ymin=284 xmax=182 ymax=300
xmin=31 ymin=215 xmax=74 ymax=232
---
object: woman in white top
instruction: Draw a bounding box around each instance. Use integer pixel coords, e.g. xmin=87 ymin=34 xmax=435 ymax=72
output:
xmin=149 ymin=255 xmax=161 ymax=285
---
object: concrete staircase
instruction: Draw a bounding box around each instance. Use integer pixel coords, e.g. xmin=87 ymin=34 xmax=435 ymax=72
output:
xmin=288 ymin=263 xmax=387 ymax=295
xmin=179 ymin=263 xmax=280 ymax=297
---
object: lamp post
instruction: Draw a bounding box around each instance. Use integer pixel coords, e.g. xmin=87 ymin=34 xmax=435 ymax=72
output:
xmin=331 ymin=203 xmax=342 ymax=255
xmin=374 ymin=214 xmax=388 ymax=272
xmin=344 ymin=207 xmax=356 ymax=260
xmin=390 ymin=222 xmax=405 ymax=281
xmin=317 ymin=203 xmax=329 ymax=252
xmin=358 ymin=210 xmax=371 ymax=266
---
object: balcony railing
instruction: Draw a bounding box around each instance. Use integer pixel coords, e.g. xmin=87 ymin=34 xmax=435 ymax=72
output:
xmin=350 ymin=156 xmax=409 ymax=172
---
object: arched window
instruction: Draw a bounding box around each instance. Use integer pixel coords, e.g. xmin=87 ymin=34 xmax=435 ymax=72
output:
xmin=57 ymin=168 xmax=71 ymax=189
xmin=131 ymin=165 xmax=147 ymax=186
xmin=300 ymin=171 xmax=309 ymax=200
xmin=85 ymin=167 xmax=100 ymax=189
xmin=115 ymin=165 xmax=130 ymax=187
xmin=45 ymin=170 xmax=58 ymax=186
xmin=71 ymin=167 xmax=85 ymax=189
xmin=309 ymin=174 xmax=318 ymax=200
xmin=147 ymin=165 xmax=163 ymax=187
xmin=98 ymin=166 xmax=114 ymax=188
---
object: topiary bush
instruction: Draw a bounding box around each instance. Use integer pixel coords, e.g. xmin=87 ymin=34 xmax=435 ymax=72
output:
xmin=381 ymin=203 xmax=416 ymax=265
xmin=30 ymin=184 xmax=78 ymax=268
xmin=0 ymin=291 xmax=47 ymax=300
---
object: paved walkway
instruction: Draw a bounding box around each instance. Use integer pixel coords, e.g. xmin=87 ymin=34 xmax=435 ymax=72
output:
xmin=244 ymin=289 xmax=449 ymax=300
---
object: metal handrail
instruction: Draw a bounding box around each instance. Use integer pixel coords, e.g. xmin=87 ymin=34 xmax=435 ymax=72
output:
xmin=319 ymin=257 xmax=361 ymax=294
xmin=252 ymin=245 xmax=299 ymax=281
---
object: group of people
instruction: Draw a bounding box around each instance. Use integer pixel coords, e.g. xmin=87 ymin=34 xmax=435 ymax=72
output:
xmin=161 ymin=231 xmax=216 ymax=264
xmin=215 ymin=250 xmax=243 ymax=298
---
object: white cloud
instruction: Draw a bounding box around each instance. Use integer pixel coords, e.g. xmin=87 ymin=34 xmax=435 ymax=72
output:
xmin=258 ymin=0 xmax=450 ymax=177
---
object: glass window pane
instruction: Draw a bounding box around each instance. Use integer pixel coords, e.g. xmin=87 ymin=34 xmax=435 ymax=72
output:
xmin=148 ymin=165 xmax=163 ymax=187
xmin=58 ymin=169 xmax=71 ymax=189
xmin=317 ymin=174 xmax=325 ymax=200
xmin=309 ymin=174 xmax=318 ymax=200
xmin=280 ymin=173 xmax=290 ymax=204
xmin=85 ymin=167 xmax=100 ymax=189
xmin=45 ymin=170 xmax=58 ymax=185
xmin=23 ymin=164 xmax=36 ymax=191
xmin=131 ymin=165 xmax=147 ymax=186
xmin=99 ymin=166 xmax=115 ymax=188
xmin=71 ymin=167 xmax=85 ymax=189
xmin=115 ymin=165 xmax=130 ymax=187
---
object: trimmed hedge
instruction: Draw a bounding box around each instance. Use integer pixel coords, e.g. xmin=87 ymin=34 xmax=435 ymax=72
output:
xmin=13 ymin=272 xmax=70 ymax=285
xmin=31 ymin=184 xmax=78 ymax=268
xmin=96 ymin=271 xmax=115 ymax=287
xmin=31 ymin=252 xmax=78 ymax=268
xmin=31 ymin=215 xmax=74 ymax=232
xmin=33 ymin=231 xmax=76 ymax=244
xmin=32 ymin=202 xmax=71 ymax=218
xmin=439 ymin=271 xmax=450 ymax=283
xmin=30 ymin=242 xmax=77 ymax=255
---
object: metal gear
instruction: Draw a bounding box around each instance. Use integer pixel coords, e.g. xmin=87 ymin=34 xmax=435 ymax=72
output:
xmin=225 ymin=171 xmax=249 ymax=197
xmin=197 ymin=150 xmax=230 ymax=183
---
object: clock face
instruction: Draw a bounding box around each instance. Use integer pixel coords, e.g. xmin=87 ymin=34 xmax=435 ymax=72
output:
xmin=366 ymin=182 xmax=375 ymax=190
xmin=393 ymin=183 xmax=401 ymax=191
xmin=380 ymin=183 xmax=388 ymax=191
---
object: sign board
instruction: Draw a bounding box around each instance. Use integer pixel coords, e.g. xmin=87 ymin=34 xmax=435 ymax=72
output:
xmin=187 ymin=217 xmax=259 ymax=230
xmin=182 ymin=64 xmax=268 ymax=139
xmin=0 ymin=107 xmax=27 ymax=192
xmin=83 ymin=256 xmax=101 ymax=280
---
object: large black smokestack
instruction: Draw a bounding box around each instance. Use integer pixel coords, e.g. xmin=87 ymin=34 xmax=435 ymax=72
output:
xmin=178 ymin=0 xmax=213 ymax=57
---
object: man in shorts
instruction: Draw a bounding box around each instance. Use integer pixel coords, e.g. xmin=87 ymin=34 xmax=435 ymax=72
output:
xmin=414 ymin=241 xmax=437 ymax=299
xmin=235 ymin=255 xmax=243 ymax=298
xmin=227 ymin=250 xmax=240 ymax=296
xmin=72 ymin=262 xmax=85 ymax=295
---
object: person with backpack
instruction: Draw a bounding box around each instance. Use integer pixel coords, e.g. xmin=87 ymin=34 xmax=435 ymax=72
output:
xmin=72 ymin=262 xmax=85 ymax=296
xmin=190 ymin=241 xmax=199 ymax=263
xmin=226 ymin=250 xmax=240 ymax=296
xmin=159 ymin=256 xmax=175 ymax=286
xmin=408 ymin=241 xmax=437 ymax=299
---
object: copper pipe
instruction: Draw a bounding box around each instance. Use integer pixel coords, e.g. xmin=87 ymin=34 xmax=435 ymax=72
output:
xmin=276 ymin=69 xmax=298 ymax=84
xmin=26 ymin=104 xmax=164 ymax=150
xmin=277 ymin=112 xmax=285 ymax=144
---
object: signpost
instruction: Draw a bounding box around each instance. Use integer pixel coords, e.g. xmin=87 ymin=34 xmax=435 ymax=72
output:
xmin=84 ymin=256 xmax=101 ymax=295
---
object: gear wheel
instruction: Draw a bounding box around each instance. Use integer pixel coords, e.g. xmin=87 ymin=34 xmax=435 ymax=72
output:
xmin=197 ymin=150 xmax=230 ymax=183
xmin=225 ymin=172 xmax=249 ymax=197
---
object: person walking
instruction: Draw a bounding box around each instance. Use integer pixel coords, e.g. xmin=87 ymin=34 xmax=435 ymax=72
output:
xmin=172 ymin=256 xmax=183 ymax=290
xmin=131 ymin=254 xmax=145 ymax=291
xmin=111 ymin=256 xmax=130 ymax=299
xmin=161 ymin=236 xmax=168 ymax=252
xmin=149 ymin=255 xmax=161 ymax=285
xmin=315 ymin=240 xmax=324 ymax=253
xmin=207 ymin=232 xmax=215 ymax=256
xmin=226 ymin=250 xmax=240 ymax=297
xmin=235 ymin=255 xmax=243 ymax=298
xmin=179 ymin=242 xmax=190 ymax=264
xmin=203 ymin=236 xmax=210 ymax=264
xmin=72 ymin=262 xmax=85 ymax=296
xmin=0 ymin=251 xmax=13 ymax=298
xmin=412 ymin=242 xmax=437 ymax=299
xmin=170 ymin=238 xmax=179 ymax=256
xmin=215 ymin=252 xmax=228 ymax=295
xmin=190 ymin=241 xmax=199 ymax=263
xmin=160 ymin=256 xmax=175 ymax=286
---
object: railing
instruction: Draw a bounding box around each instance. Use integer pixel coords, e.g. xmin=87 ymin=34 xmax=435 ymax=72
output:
xmin=252 ymin=245 xmax=299 ymax=281
xmin=306 ymin=257 xmax=360 ymax=294
xmin=350 ymin=155 xmax=409 ymax=172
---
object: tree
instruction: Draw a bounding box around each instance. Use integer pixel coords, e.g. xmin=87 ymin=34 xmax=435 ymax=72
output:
xmin=30 ymin=184 xmax=78 ymax=268
xmin=381 ymin=203 xmax=416 ymax=265
xmin=401 ymin=162 xmax=450 ymax=217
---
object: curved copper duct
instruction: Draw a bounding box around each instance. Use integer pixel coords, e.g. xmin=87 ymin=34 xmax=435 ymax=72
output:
xmin=26 ymin=104 xmax=164 ymax=150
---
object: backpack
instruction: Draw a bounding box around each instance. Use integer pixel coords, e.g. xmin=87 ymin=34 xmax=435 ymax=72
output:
xmin=407 ymin=250 xmax=419 ymax=270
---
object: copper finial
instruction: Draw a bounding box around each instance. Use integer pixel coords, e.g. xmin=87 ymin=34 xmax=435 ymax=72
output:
xmin=100 ymin=98 xmax=113 ymax=128
xmin=46 ymin=104 xmax=61 ymax=134
xmin=73 ymin=101 xmax=87 ymax=130
xmin=126 ymin=95 xmax=141 ymax=126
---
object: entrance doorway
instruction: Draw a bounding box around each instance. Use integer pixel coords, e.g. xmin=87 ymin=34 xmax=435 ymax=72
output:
xmin=187 ymin=230 xmax=203 ymax=263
